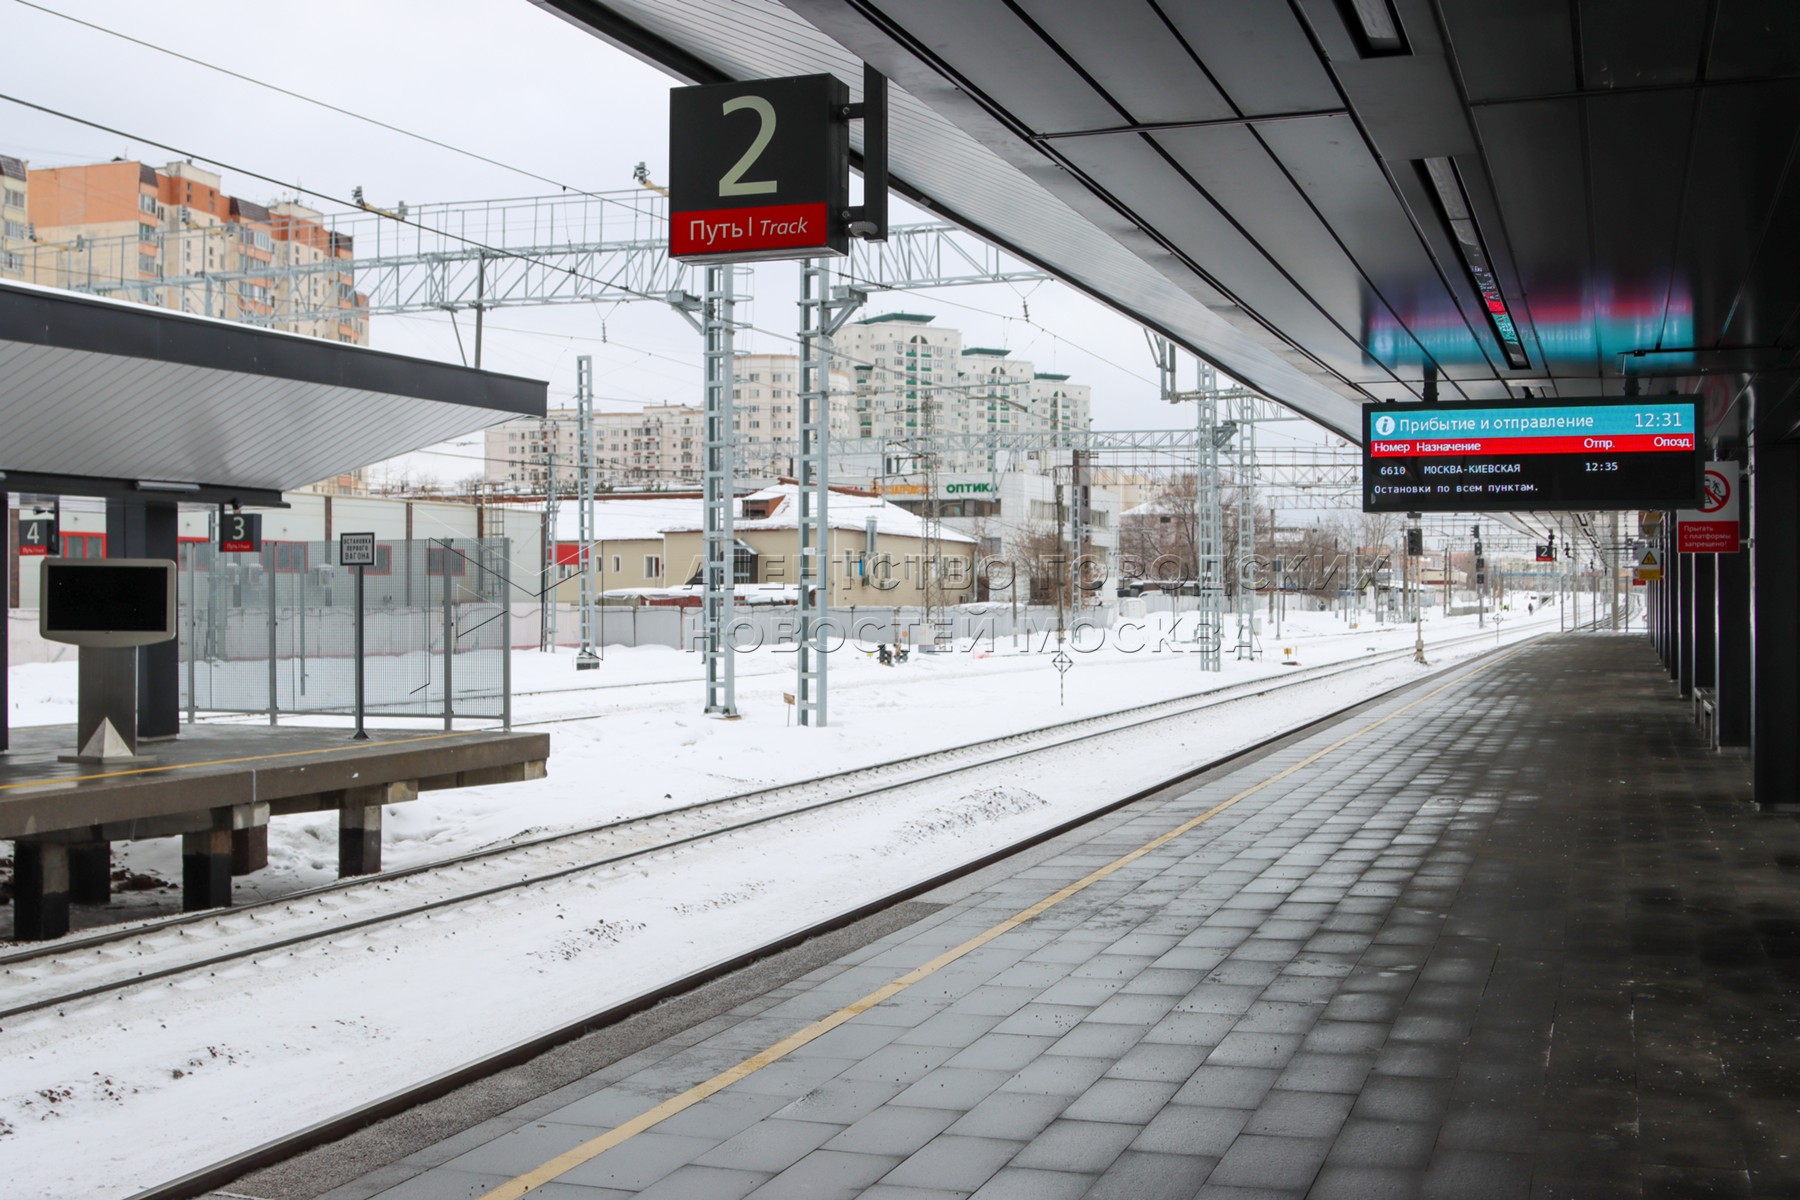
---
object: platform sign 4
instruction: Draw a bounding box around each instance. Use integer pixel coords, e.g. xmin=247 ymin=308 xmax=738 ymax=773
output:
xmin=17 ymin=516 xmax=56 ymax=557
xmin=1675 ymin=461 xmax=1740 ymax=554
xmin=218 ymin=512 xmax=261 ymax=554
xmin=669 ymin=74 xmax=849 ymax=263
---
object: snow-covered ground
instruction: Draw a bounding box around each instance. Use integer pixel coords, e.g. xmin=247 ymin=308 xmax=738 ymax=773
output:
xmin=0 ymin=603 xmax=1570 ymax=1197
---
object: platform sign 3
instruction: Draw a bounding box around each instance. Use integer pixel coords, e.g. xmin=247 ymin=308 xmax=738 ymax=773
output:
xmin=218 ymin=512 xmax=261 ymax=554
xmin=17 ymin=516 xmax=56 ymax=557
xmin=669 ymin=73 xmax=849 ymax=263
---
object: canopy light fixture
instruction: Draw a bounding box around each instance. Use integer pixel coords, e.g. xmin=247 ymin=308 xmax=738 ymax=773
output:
xmin=134 ymin=480 xmax=201 ymax=493
xmin=1341 ymin=0 xmax=1409 ymax=56
xmin=1419 ymin=157 xmax=1530 ymax=370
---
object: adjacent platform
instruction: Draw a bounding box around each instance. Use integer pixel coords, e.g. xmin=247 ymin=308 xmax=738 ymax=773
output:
xmin=3 ymin=724 xmax=548 ymax=941
xmin=250 ymin=636 xmax=1794 ymax=1198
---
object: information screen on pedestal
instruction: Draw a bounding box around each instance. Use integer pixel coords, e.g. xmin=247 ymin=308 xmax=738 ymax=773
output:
xmin=1362 ymin=396 xmax=1702 ymax=513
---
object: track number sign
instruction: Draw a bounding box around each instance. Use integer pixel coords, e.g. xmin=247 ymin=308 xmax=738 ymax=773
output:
xmin=218 ymin=512 xmax=261 ymax=554
xmin=17 ymin=516 xmax=56 ymax=557
xmin=669 ymin=74 xmax=849 ymax=262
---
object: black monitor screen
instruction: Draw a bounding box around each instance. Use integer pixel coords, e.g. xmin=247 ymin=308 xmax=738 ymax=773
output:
xmin=44 ymin=563 xmax=170 ymax=633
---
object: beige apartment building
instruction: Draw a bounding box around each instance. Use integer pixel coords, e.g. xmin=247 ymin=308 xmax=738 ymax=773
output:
xmin=7 ymin=156 xmax=372 ymax=492
xmin=0 ymin=155 xmax=29 ymax=281
xmin=486 ymin=354 xmax=852 ymax=492
xmin=11 ymin=157 xmax=366 ymax=345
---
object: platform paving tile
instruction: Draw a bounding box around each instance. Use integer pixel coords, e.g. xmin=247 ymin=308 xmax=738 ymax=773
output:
xmin=692 ymin=1117 xmax=846 ymax=1174
xmin=742 ymin=1149 xmax=903 ymax=1199
xmin=554 ymin=1132 xmax=723 ymax=1191
xmin=966 ymin=1165 xmax=1095 ymax=1199
xmin=359 ymin=1166 xmax=523 ymax=1200
xmin=631 ymin=1164 xmax=770 ymax=1200
xmin=1105 ymin=1040 xmax=1210 ymax=1083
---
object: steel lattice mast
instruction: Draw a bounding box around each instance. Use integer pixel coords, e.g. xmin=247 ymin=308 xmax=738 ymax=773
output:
xmin=575 ymin=355 xmax=599 ymax=669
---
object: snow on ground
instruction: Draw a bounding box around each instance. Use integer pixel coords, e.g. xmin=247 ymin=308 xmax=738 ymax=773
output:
xmin=0 ymin=603 xmax=1570 ymax=1196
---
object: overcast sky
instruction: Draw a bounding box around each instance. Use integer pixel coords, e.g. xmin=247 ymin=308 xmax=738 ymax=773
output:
xmin=1 ymin=0 xmax=1344 ymax=487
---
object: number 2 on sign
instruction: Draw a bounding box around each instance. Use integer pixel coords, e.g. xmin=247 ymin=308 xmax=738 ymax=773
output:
xmin=719 ymin=95 xmax=778 ymax=196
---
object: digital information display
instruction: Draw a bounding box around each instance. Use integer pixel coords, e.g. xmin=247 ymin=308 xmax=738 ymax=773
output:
xmin=40 ymin=558 xmax=176 ymax=646
xmin=1363 ymin=397 xmax=1702 ymax=513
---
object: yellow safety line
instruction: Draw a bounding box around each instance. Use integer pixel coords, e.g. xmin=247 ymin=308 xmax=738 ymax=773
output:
xmin=478 ymin=649 xmax=1523 ymax=1199
xmin=0 ymin=729 xmax=489 ymax=792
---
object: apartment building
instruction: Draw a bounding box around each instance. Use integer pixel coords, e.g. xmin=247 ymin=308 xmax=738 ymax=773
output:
xmin=13 ymin=157 xmax=371 ymax=492
xmin=14 ymin=157 xmax=366 ymax=344
xmin=0 ymin=155 xmax=28 ymax=281
xmin=834 ymin=313 xmax=1092 ymax=472
xmin=485 ymin=354 xmax=852 ymax=492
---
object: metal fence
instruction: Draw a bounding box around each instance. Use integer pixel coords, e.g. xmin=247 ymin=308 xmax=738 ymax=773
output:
xmin=178 ymin=538 xmax=511 ymax=724
xmin=529 ymin=597 xmax=1216 ymax=654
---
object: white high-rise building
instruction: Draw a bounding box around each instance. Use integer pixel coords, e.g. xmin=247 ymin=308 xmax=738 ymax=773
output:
xmin=483 ymin=354 xmax=851 ymax=492
xmin=834 ymin=313 xmax=1091 ymax=473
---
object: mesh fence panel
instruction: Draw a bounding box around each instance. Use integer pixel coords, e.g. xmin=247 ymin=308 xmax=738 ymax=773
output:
xmin=178 ymin=538 xmax=510 ymax=721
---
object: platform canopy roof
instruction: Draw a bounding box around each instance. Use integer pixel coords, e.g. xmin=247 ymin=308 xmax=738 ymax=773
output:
xmin=534 ymin=0 xmax=1800 ymax=447
xmin=0 ymin=279 xmax=546 ymax=505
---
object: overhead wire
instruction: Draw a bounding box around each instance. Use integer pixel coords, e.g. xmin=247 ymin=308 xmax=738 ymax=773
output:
xmin=2 ymin=9 xmax=1298 ymax=434
xmin=8 ymin=0 xmax=665 ymax=221
xmin=1 ymin=88 xmax=1162 ymax=419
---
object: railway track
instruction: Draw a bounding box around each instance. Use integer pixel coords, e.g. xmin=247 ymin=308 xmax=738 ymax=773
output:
xmin=1 ymin=625 xmax=1528 ymax=1023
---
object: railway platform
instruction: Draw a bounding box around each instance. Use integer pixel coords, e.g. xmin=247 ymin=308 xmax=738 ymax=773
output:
xmin=239 ymin=635 xmax=1790 ymax=1199
xmin=2 ymin=724 xmax=548 ymax=940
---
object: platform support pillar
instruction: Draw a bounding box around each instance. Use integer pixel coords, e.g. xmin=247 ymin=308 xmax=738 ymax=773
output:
xmin=1717 ymin=540 xmax=1752 ymax=748
xmin=1677 ymin=550 xmax=1695 ymax=698
xmin=339 ymin=781 xmax=408 ymax=877
xmin=106 ymin=498 xmax=180 ymax=741
xmin=13 ymin=841 xmax=70 ymax=940
xmin=1692 ymin=552 xmax=1716 ymax=705
xmin=68 ymin=841 xmax=112 ymax=905
xmin=231 ymin=826 xmax=269 ymax=875
xmin=181 ymin=828 xmax=232 ymax=911
xmin=1752 ymin=440 xmax=1800 ymax=806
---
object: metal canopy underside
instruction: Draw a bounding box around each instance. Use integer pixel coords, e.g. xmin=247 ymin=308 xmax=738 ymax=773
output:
xmin=0 ymin=280 xmax=545 ymax=498
xmin=535 ymin=0 xmax=1800 ymax=446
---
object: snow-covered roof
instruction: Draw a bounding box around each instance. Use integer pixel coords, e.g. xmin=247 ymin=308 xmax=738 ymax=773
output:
xmin=602 ymin=583 xmax=800 ymax=603
xmin=1123 ymin=496 xmax=1189 ymax=517
xmin=532 ymin=496 xmax=701 ymax=542
xmin=663 ymin=484 xmax=977 ymax=544
xmin=539 ymin=484 xmax=975 ymax=544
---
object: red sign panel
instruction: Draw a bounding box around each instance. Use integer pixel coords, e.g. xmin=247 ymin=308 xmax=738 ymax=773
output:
xmin=669 ymin=202 xmax=831 ymax=259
